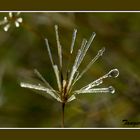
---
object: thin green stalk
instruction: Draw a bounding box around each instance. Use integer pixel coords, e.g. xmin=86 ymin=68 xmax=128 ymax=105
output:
xmin=61 ymin=102 xmax=65 ymax=127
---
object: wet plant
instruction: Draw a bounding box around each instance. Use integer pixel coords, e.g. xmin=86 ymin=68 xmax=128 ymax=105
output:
xmin=20 ymin=25 xmax=119 ymax=127
xmin=0 ymin=12 xmax=23 ymax=32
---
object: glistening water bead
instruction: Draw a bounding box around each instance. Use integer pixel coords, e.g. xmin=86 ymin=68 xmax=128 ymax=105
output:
xmin=108 ymin=86 xmax=115 ymax=94
xmin=108 ymin=69 xmax=119 ymax=78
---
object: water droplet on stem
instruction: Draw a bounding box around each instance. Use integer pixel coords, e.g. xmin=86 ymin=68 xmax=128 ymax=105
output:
xmin=109 ymin=86 xmax=115 ymax=94
xmin=108 ymin=69 xmax=119 ymax=78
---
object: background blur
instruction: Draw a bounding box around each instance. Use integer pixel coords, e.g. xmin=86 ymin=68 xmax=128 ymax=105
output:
xmin=0 ymin=12 xmax=140 ymax=127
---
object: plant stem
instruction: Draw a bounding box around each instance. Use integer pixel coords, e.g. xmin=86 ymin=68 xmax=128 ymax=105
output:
xmin=61 ymin=102 xmax=65 ymax=127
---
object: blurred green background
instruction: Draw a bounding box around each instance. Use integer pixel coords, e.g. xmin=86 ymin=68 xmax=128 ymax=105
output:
xmin=0 ymin=12 xmax=140 ymax=128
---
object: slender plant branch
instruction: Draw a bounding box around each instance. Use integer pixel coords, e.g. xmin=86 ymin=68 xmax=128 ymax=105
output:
xmin=61 ymin=102 xmax=65 ymax=127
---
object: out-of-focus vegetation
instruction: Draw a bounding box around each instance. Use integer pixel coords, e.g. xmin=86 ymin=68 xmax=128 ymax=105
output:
xmin=0 ymin=12 xmax=140 ymax=127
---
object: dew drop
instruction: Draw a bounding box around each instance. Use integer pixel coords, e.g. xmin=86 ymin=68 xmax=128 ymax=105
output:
xmin=98 ymin=47 xmax=105 ymax=56
xmin=94 ymin=79 xmax=103 ymax=86
xmin=108 ymin=86 xmax=115 ymax=94
xmin=108 ymin=69 xmax=119 ymax=78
